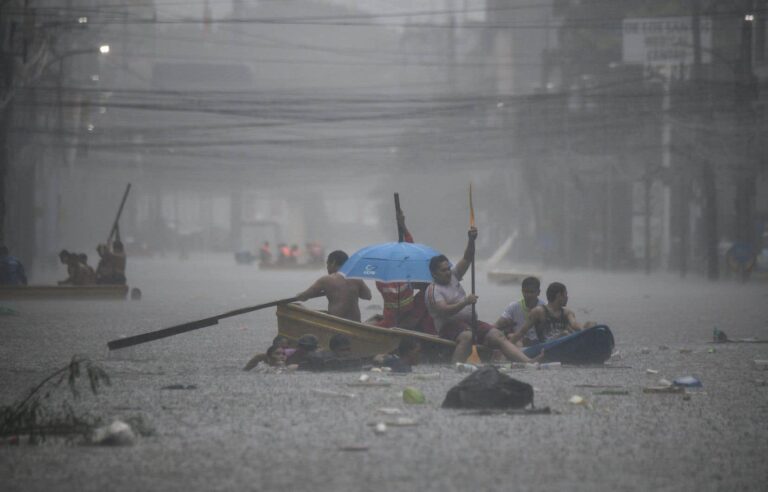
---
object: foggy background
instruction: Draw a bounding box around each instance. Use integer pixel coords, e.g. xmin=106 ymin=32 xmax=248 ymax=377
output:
xmin=1 ymin=0 xmax=767 ymax=279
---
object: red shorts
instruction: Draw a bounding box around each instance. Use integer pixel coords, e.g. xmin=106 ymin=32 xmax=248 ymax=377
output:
xmin=439 ymin=319 xmax=493 ymax=345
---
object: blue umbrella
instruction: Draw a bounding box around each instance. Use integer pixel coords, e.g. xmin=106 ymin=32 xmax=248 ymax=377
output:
xmin=339 ymin=242 xmax=444 ymax=283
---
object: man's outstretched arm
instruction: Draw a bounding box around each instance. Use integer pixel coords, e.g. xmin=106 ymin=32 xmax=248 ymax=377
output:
xmin=454 ymin=226 xmax=477 ymax=279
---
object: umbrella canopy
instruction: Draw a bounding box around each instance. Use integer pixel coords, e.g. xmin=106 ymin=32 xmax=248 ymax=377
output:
xmin=339 ymin=242 xmax=444 ymax=283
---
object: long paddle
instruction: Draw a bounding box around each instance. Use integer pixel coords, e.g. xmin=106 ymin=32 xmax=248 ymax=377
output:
xmin=107 ymin=183 xmax=131 ymax=245
xmin=394 ymin=192 xmax=404 ymax=243
xmin=393 ymin=193 xmax=404 ymax=326
xmin=107 ymin=295 xmax=318 ymax=350
xmin=468 ymin=183 xmax=477 ymax=344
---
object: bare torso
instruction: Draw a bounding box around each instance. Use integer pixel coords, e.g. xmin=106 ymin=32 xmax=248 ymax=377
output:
xmin=298 ymin=272 xmax=370 ymax=322
xmin=323 ymin=273 xmax=366 ymax=321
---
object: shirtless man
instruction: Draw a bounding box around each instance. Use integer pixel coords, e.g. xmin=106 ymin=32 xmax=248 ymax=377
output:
xmin=296 ymin=250 xmax=372 ymax=322
xmin=508 ymin=281 xmax=595 ymax=346
xmin=426 ymin=226 xmax=539 ymax=364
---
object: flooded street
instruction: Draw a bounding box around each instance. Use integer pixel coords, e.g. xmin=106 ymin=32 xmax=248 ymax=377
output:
xmin=2 ymin=256 xmax=767 ymax=491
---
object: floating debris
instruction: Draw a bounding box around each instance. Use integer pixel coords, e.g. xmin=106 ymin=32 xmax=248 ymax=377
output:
xmin=368 ymin=417 xmax=418 ymax=428
xmin=574 ymin=384 xmax=623 ymax=388
xmin=594 ymin=390 xmax=630 ymax=396
xmin=569 ymin=395 xmax=586 ymax=405
xmin=160 ymin=384 xmax=197 ymax=390
xmin=311 ymin=389 xmax=355 ymax=399
xmin=643 ymin=385 xmax=685 ymax=394
xmin=402 ymin=387 xmax=426 ymax=404
xmin=673 ymin=376 xmax=703 ymax=388
xmin=455 ymin=363 xmax=477 ymax=373
xmin=346 ymin=381 xmax=391 ymax=388
xmin=373 ymin=422 xmax=387 ymax=435
xmin=90 ymin=420 xmax=135 ymax=446
xmin=646 ymin=369 xmax=659 ymax=375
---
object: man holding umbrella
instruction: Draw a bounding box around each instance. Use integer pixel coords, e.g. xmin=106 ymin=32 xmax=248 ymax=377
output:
xmin=426 ymin=226 xmax=540 ymax=364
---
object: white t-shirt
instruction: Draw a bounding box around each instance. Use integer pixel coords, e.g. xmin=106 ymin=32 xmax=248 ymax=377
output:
xmin=500 ymin=298 xmax=544 ymax=343
xmin=426 ymin=268 xmax=473 ymax=332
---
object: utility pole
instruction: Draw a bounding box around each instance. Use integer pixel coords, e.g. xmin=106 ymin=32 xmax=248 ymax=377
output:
xmin=734 ymin=2 xmax=758 ymax=282
xmin=691 ymin=0 xmax=720 ymax=280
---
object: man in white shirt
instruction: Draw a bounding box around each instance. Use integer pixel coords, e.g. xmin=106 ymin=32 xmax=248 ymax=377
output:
xmin=495 ymin=276 xmax=545 ymax=347
xmin=426 ymin=226 xmax=540 ymax=364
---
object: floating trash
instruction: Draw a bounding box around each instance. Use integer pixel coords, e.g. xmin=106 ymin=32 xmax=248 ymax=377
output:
xmin=91 ymin=420 xmax=135 ymax=446
xmin=311 ymin=389 xmax=355 ymax=399
xmin=161 ymin=384 xmax=197 ymax=390
xmin=538 ymin=362 xmax=562 ymax=370
xmin=373 ymin=422 xmax=387 ymax=435
xmin=403 ymin=387 xmax=426 ymax=404
xmin=643 ymin=385 xmax=685 ymax=394
xmin=646 ymin=369 xmax=659 ymax=375
xmin=568 ymin=395 xmax=586 ymax=405
xmin=673 ymin=376 xmax=703 ymax=388
xmin=455 ymin=363 xmax=477 ymax=373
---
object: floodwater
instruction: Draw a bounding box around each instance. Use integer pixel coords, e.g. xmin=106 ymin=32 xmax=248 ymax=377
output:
xmin=1 ymin=255 xmax=767 ymax=491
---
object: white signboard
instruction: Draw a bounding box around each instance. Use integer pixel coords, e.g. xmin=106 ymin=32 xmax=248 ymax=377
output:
xmin=623 ymin=16 xmax=712 ymax=67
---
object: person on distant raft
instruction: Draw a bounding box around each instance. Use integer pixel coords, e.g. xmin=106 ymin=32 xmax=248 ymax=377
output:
xmin=373 ymin=209 xmax=435 ymax=335
xmin=494 ymin=276 xmax=545 ymax=347
xmin=259 ymin=241 xmax=272 ymax=265
xmin=296 ymin=250 xmax=371 ymax=322
xmin=425 ymin=226 xmax=540 ymax=364
xmin=58 ymin=249 xmax=97 ymax=285
xmin=0 ymin=245 xmax=27 ymax=285
xmin=96 ymin=239 xmax=127 ymax=285
xmin=508 ymin=281 xmax=596 ymax=346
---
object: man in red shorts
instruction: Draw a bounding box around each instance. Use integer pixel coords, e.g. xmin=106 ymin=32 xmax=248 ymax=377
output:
xmin=425 ymin=226 xmax=539 ymax=364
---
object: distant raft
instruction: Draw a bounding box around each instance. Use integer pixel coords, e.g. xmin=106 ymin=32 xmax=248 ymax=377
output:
xmin=522 ymin=325 xmax=616 ymax=365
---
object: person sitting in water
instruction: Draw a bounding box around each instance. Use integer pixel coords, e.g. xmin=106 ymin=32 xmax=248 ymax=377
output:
xmin=297 ymin=334 xmax=367 ymax=372
xmin=243 ymin=335 xmax=289 ymax=371
xmin=373 ymin=338 xmax=421 ymax=373
xmin=285 ymin=334 xmax=320 ymax=365
xmin=425 ymin=226 xmax=541 ymax=364
xmin=494 ymin=276 xmax=545 ymax=347
xmin=0 ymin=245 xmax=28 ymax=286
xmin=508 ymin=281 xmax=596 ymax=346
xmin=296 ymin=250 xmax=372 ymax=322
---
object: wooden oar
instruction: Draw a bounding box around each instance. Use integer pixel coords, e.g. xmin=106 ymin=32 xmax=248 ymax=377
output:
xmin=394 ymin=192 xmax=404 ymax=242
xmin=468 ymin=183 xmax=477 ymax=344
xmin=107 ymin=295 xmax=317 ymax=350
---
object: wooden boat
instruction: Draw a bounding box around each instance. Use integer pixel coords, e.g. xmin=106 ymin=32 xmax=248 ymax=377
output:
xmin=0 ymin=284 xmax=129 ymax=300
xmin=487 ymin=270 xmax=541 ymax=285
xmin=276 ymin=302 xmax=455 ymax=361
